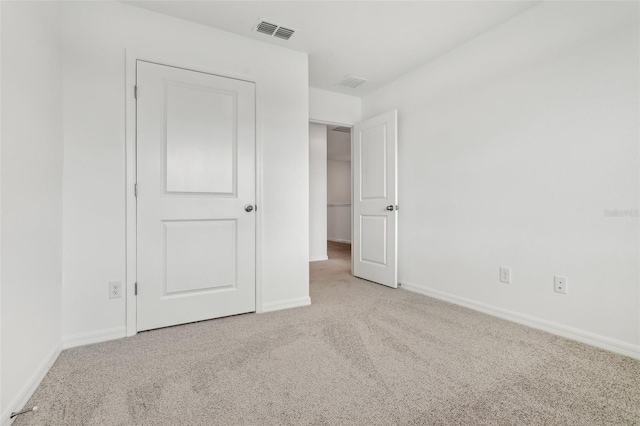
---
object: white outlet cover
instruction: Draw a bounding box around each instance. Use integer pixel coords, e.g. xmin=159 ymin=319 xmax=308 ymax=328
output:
xmin=109 ymin=281 xmax=122 ymax=299
xmin=500 ymin=267 xmax=511 ymax=284
xmin=554 ymin=276 xmax=567 ymax=294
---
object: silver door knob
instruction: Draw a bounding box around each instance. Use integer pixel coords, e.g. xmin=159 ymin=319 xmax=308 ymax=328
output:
xmin=386 ymin=205 xmax=394 ymax=211
xmin=245 ymin=204 xmax=254 ymax=212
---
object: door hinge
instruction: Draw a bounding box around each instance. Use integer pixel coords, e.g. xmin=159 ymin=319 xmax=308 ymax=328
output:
xmin=134 ymin=183 xmax=138 ymax=197
xmin=134 ymin=85 xmax=137 ymax=99
xmin=134 ymin=282 xmax=138 ymax=296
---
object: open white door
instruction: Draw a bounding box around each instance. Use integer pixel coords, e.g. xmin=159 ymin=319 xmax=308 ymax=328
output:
xmin=353 ymin=110 xmax=398 ymax=288
xmin=136 ymin=61 xmax=256 ymax=331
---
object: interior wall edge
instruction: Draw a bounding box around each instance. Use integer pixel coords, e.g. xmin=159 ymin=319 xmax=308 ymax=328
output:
xmin=401 ymin=281 xmax=640 ymax=360
xmin=261 ymin=296 xmax=312 ymax=313
xmin=327 ymin=238 xmax=351 ymax=244
xmin=62 ymin=326 xmax=127 ymax=350
xmin=0 ymin=340 xmax=62 ymax=426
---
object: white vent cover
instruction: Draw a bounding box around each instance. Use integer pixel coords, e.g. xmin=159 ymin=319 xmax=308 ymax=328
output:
xmin=337 ymin=75 xmax=368 ymax=89
xmin=256 ymin=21 xmax=278 ymax=36
xmin=331 ymin=126 xmax=351 ymax=133
xmin=254 ymin=19 xmax=295 ymax=41
xmin=274 ymin=27 xmax=295 ymax=40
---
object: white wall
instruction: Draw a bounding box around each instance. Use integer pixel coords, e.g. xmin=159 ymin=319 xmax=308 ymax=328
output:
xmin=1 ymin=1 xmax=63 ymax=420
xmin=309 ymin=87 xmax=361 ymax=125
xmin=61 ymin=2 xmax=309 ymax=342
xmin=327 ymin=159 xmax=351 ymax=244
xmin=362 ymin=1 xmax=640 ymax=356
xmin=327 ymin=160 xmax=351 ymax=205
xmin=309 ymin=124 xmax=328 ymax=261
xmin=327 ymin=132 xmax=351 ymax=244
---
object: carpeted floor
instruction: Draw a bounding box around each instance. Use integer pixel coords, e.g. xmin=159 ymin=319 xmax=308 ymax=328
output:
xmin=15 ymin=241 xmax=640 ymax=425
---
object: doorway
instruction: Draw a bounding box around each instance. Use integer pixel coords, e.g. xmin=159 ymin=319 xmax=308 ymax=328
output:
xmin=327 ymin=126 xmax=352 ymax=260
xmin=309 ymin=122 xmax=353 ymax=265
xmin=309 ymin=109 xmax=398 ymax=288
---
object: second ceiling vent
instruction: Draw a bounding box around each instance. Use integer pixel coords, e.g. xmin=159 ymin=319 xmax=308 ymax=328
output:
xmin=255 ymin=20 xmax=295 ymax=41
xmin=337 ymin=75 xmax=368 ymax=89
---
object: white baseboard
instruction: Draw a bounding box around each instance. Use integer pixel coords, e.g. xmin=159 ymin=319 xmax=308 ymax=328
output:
xmin=261 ymin=296 xmax=311 ymax=313
xmin=400 ymin=281 xmax=640 ymax=360
xmin=328 ymin=238 xmax=351 ymax=244
xmin=62 ymin=326 xmax=127 ymax=349
xmin=309 ymin=255 xmax=329 ymax=262
xmin=1 ymin=340 xmax=62 ymax=426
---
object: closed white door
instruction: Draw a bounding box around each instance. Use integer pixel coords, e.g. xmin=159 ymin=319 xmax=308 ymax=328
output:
xmin=353 ymin=110 xmax=398 ymax=288
xmin=136 ymin=61 xmax=256 ymax=331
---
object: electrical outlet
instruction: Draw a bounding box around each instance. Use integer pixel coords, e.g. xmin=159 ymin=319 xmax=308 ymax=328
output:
xmin=109 ymin=281 xmax=122 ymax=299
xmin=554 ymin=276 xmax=567 ymax=294
xmin=500 ymin=267 xmax=511 ymax=284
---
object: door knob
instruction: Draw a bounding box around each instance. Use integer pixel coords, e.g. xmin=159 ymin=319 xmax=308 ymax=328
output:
xmin=386 ymin=205 xmax=394 ymax=211
xmin=244 ymin=204 xmax=254 ymax=212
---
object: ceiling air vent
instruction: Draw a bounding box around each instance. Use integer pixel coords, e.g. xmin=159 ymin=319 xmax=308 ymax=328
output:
xmin=256 ymin=21 xmax=278 ymax=36
xmin=338 ymin=75 xmax=367 ymax=89
xmin=254 ymin=19 xmax=295 ymax=41
xmin=332 ymin=126 xmax=351 ymax=133
xmin=274 ymin=26 xmax=295 ymax=40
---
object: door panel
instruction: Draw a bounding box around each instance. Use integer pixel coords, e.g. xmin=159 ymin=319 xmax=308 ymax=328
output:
xmin=165 ymin=83 xmax=236 ymax=194
xmin=353 ymin=110 xmax=398 ymax=288
xmin=137 ymin=61 xmax=256 ymax=331
xmin=360 ymin=215 xmax=387 ymax=266
xmin=360 ymin=125 xmax=387 ymax=199
xmin=163 ymin=219 xmax=237 ymax=295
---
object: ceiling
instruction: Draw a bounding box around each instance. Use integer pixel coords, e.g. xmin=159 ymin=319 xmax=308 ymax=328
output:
xmin=126 ymin=1 xmax=540 ymax=97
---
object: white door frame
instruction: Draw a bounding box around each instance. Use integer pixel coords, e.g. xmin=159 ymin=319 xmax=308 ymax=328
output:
xmin=308 ymin=118 xmax=355 ymax=273
xmin=125 ymin=49 xmax=264 ymax=337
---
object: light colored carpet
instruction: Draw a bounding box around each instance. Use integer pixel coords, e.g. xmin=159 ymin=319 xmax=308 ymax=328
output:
xmin=15 ymin=241 xmax=640 ymax=425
